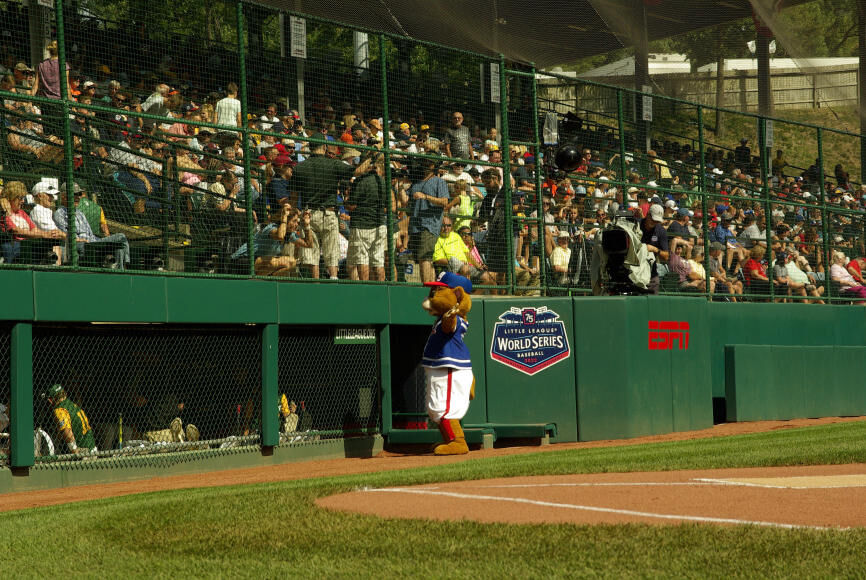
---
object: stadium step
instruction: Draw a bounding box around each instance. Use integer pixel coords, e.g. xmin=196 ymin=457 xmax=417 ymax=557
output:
xmin=386 ymin=423 xmax=557 ymax=448
xmin=386 ymin=427 xmax=496 ymax=449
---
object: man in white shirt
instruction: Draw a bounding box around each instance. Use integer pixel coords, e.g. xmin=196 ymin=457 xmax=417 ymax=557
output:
xmin=259 ymin=103 xmax=279 ymax=131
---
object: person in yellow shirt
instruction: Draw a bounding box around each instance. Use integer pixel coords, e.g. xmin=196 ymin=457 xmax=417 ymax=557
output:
xmin=433 ymin=217 xmax=472 ymax=277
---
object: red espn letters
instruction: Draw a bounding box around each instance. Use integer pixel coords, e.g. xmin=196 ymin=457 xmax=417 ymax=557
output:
xmin=648 ymin=321 xmax=690 ymax=350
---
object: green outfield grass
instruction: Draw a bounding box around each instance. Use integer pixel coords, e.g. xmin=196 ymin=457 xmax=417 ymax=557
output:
xmin=5 ymin=420 xmax=866 ymax=578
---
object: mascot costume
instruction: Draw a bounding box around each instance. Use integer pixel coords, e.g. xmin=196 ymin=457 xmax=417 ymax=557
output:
xmin=422 ymin=271 xmax=475 ymax=455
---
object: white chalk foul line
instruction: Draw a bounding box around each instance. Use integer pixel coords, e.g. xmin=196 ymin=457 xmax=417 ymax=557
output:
xmin=694 ymin=478 xmax=866 ymax=489
xmin=470 ymin=482 xmax=719 ymax=489
xmin=364 ymin=487 xmax=844 ymax=531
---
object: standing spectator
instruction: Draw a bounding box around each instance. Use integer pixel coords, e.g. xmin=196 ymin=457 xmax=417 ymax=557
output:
xmin=549 ymin=231 xmax=572 ymax=286
xmin=734 ymin=138 xmax=751 ymax=170
xmin=346 ymin=157 xmax=389 ymax=281
xmin=29 ymin=41 xmax=71 ymax=101
xmin=409 ymin=159 xmax=451 ymax=283
xmin=448 ymin=180 xmax=478 ymax=233
xmin=293 ymin=133 xmax=372 ymax=279
xmin=215 ymin=82 xmax=242 ymax=129
xmin=443 ymin=111 xmax=473 ymax=160
xmin=477 ymin=169 xmax=509 ymax=289
xmin=647 ymin=150 xmax=672 ymax=189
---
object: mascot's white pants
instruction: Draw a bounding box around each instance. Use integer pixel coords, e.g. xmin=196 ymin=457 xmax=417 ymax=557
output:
xmin=425 ymin=366 xmax=473 ymax=423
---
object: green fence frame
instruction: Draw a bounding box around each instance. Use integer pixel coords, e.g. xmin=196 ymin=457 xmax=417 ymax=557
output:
xmin=0 ymin=0 xmax=864 ymax=302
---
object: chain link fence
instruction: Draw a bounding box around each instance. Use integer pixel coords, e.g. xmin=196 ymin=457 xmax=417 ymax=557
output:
xmin=0 ymin=325 xmax=10 ymax=467
xmin=0 ymin=323 xmax=382 ymax=466
xmin=0 ymin=0 xmax=864 ymax=301
xmin=30 ymin=324 xmax=261 ymax=464
xmin=278 ymin=326 xmax=380 ymax=442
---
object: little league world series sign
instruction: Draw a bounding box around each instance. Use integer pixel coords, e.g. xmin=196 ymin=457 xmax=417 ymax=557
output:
xmin=489 ymin=306 xmax=571 ymax=375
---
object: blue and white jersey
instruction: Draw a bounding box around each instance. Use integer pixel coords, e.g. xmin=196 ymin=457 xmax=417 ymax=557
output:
xmin=422 ymin=316 xmax=472 ymax=369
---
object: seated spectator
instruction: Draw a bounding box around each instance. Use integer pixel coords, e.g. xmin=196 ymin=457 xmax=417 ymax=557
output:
xmin=7 ymin=114 xmax=64 ymax=164
xmin=1 ymin=181 xmax=65 ymax=263
xmin=687 ymin=246 xmax=713 ymax=294
xmin=666 ymin=208 xmax=694 ymax=254
xmin=53 ymin=181 xmax=130 ymax=269
xmin=667 ymin=237 xmax=703 ymax=292
xmin=457 ymin=226 xmax=490 ymax=289
xmin=712 ymin=218 xmax=746 ymax=273
xmin=234 ymin=201 xmax=313 ymax=277
xmin=786 ymin=251 xmax=825 ymax=304
xmin=743 ymin=245 xmax=773 ymax=299
xmin=432 ymin=217 xmax=473 ymax=277
xmin=514 ymin=255 xmax=540 ymax=296
xmin=830 ymin=251 xmax=866 ymax=300
xmin=708 ymin=241 xmax=742 ymax=301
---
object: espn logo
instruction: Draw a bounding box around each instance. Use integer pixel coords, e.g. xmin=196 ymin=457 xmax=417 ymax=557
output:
xmin=648 ymin=321 xmax=690 ymax=350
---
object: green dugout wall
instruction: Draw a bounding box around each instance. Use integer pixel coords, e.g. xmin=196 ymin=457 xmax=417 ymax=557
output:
xmin=3 ymin=271 xmax=866 ymax=484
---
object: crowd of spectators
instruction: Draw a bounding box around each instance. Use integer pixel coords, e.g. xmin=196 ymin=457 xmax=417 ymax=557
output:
xmin=2 ymin=45 xmax=866 ymax=301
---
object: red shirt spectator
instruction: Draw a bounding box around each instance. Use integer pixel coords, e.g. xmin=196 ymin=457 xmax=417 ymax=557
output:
xmin=744 ymin=257 xmax=767 ymax=284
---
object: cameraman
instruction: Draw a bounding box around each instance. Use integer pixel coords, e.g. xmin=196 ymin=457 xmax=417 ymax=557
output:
xmin=640 ymin=204 xmax=669 ymax=294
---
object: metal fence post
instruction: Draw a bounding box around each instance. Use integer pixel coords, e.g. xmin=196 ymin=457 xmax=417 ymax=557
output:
xmin=380 ymin=35 xmax=395 ymax=282
xmin=10 ymin=323 xmax=34 ymax=469
xmin=817 ymin=127 xmax=831 ymax=301
xmin=530 ymin=64 xmax=546 ymax=294
xmin=261 ymin=324 xmax=279 ymax=448
xmin=499 ymin=55 xmax=513 ymax=294
xmin=616 ymin=90 xmax=628 ymax=185
xmin=698 ymin=105 xmax=710 ymax=298
xmin=237 ymin=0 xmax=255 ymax=277
xmin=758 ymin=116 xmax=773 ymax=301
xmin=55 ymin=0 xmax=77 ymax=268
xmin=378 ymin=325 xmax=392 ymax=436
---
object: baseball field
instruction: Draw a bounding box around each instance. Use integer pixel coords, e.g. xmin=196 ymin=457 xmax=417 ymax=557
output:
xmin=4 ymin=418 xmax=866 ymax=578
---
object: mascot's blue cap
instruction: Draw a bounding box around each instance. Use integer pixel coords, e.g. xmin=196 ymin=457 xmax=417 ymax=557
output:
xmin=424 ymin=271 xmax=473 ymax=294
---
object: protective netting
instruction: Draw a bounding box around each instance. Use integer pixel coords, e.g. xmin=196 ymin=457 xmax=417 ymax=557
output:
xmin=0 ymin=0 xmax=864 ymax=301
xmin=29 ymin=325 xmax=261 ymax=462
xmin=278 ymin=326 xmax=380 ymax=440
xmin=0 ymin=325 xmax=9 ymax=467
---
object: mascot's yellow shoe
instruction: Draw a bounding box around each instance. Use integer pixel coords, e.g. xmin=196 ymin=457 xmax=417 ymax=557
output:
xmin=434 ymin=419 xmax=469 ymax=455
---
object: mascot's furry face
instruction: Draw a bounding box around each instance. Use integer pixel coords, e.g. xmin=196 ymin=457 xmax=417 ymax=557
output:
xmin=422 ymin=271 xmax=473 ymax=332
xmin=422 ymin=284 xmax=470 ymax=318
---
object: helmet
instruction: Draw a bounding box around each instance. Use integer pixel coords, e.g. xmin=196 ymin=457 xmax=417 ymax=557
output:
xmin=47 ymin=384 xmax=64 ymax=398
xmin=554 ymin=145 xmax=581 ymax=172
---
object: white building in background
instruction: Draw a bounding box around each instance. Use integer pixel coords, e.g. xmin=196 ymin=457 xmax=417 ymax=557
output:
xmin=541 ymin=54 xmax=860 ymax=112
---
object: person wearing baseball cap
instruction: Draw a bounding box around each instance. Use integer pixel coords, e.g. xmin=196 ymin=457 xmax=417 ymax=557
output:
xmin=640 ymin=202 xmax=669 ymax=294
xmin=45 ymin=384 xmax=97 ymax=455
